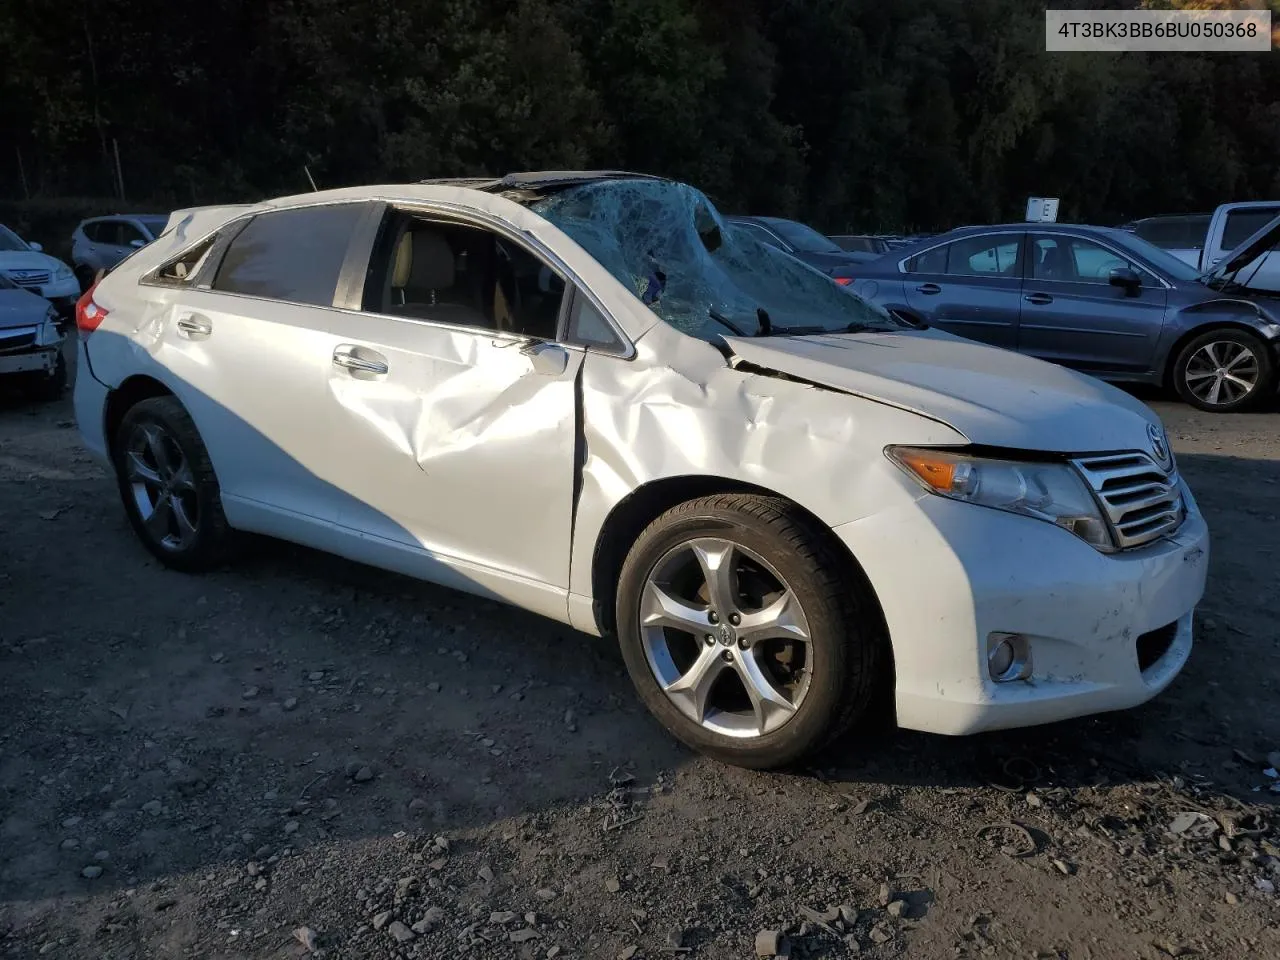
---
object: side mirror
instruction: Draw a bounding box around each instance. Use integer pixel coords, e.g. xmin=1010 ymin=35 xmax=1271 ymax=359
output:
xmin=130 ymin=239 xmax=144 ymax=248
xmin=520 ymin=340 xmax=569 ymax=376
xmin=28 ymin=241 xmax=43 ymax=252
xmin=1109 ymin=266 xmax=1141 ymax=294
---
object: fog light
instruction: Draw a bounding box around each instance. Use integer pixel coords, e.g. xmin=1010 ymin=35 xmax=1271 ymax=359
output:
xmin=987 ymin=632 xmax=1032 ymax=682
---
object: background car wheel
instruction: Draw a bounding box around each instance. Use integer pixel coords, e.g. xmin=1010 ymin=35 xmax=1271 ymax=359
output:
xmin=1172 ymin=329 xmax=1276 ymax=413
xmin=75 ymin=265 xmax=96 ymax=293
xmin=616 ymin=493 xmax=885 ymax=769
xmin=28 ymin=353 xmax=67 ymax=402
xmin=112 ymin=395 xmax=234 ymax=571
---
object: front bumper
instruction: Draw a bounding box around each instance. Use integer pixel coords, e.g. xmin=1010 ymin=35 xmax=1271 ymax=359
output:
xmin=834 ymin=483 xmax=1209 ymax=735
xmin=0 ymin=345 xmax=61 ymax=376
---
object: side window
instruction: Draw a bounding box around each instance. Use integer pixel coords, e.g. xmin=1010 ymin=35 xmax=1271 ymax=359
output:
xmin=151 ymin=236 xmax=219 ymax=284
xmin=565 ymin=291 xmax=623 ymax=351
xmin=1032 ymin=236 xmax=1127 ymax=283
xmin=905 ymin=244 xmax=948 ymax=273
xmin=363 ymin=210 xmax=566 ymax=340
xmin=212 ymin=204 xmax=363 ymax=306
xmin=1222 ymin=209 xmax=1277 ymax=250
xmin=120 ymin=223 xmax=147 ymax=247
xmin=945 ymin=234 xmax=1022 ymax=277
xmin=82 ymin=222 xmax=103 ymax=243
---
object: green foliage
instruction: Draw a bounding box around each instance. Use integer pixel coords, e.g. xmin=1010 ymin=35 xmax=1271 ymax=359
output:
xmin=1 ymin=0 xmax=1277 ymax=237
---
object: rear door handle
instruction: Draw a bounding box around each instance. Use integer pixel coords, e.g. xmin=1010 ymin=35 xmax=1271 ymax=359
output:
xmin=1024 ymin=293 xmax=1053 ymax=305
xmin=176 ymin=313 xmax=212 ymax=339
xmin=915 ymin=283 xmax=941 ymax=295
xmin=333 ymin=344 xmax=389 ymax=376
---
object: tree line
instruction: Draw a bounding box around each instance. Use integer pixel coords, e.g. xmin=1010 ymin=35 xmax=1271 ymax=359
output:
xmin=2 ymin=0 xmax=1278 ymax=234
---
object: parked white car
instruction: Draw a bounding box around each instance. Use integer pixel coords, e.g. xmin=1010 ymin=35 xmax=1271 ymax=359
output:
xmin=1126 ymin=203 xmax=1280 ymax=290
xmin=72 ymin=173 xmax=1209 ymax=768
xmin=0 ymin=224 xmax=81 ymax=319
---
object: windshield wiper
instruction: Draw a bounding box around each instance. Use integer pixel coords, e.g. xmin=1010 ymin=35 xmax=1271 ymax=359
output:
xmin=708 ymin=306 xmax=774 ymax=337
xmin=708 ymin=307 xmax=747 ymax=336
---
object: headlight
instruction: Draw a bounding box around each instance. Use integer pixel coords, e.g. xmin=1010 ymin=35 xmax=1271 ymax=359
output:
xmin=886 ymin=446 xmax=1114 ymax=551
xmin=36 ymin=311 xmax=63 ymax=345
xmin=54 ymin=264 xmax=73 ymax=282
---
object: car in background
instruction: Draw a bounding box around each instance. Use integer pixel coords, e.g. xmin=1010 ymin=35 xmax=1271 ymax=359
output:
xmin=71 ymin=214 xmax=171 ymax=289
xmin=849 ymin=220 xmax=1280 ymax=412
xmin=1123 ymin=204 xmax=1280 ymax=292
xmin=0 ymin=271 xmax=67 ymax=400
xmin=1122 ymin=213 xmax=1211 ymax=267
xmin=0 ymin=224 xmax=80 ymax=320
xmin=74 ymin=171 xmax=1207 ymax=769
xmin=831 ymin=234 xmax=895 ymax=255
xmin=725 ymin=215 xmax=877 ymax=284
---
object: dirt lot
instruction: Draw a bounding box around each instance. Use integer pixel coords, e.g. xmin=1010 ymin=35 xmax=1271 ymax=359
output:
xmin=2 ymin=348 xmax=1279 ymax=960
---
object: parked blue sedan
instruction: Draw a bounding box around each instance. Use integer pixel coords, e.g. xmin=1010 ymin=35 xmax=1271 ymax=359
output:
xmin=849 ymin=221 xmax=1280 ymax=411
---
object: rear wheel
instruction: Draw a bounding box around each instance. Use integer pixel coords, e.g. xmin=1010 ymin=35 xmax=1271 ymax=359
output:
xmin=112 ymin=396 xmax=234 ymax=571
xmin=616 ymin=493 xmax=885 ymax=769
xmin=1172 ymin=328 xmax=1276 ymax=412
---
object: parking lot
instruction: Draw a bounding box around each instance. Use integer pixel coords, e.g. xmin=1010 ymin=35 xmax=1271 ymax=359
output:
xmin=1 ymin=347 xmax=1278 ymax=960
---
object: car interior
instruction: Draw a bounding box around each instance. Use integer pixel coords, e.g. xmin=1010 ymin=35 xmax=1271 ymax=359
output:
xmin=367 ymin=214 xmax=565 ymax=339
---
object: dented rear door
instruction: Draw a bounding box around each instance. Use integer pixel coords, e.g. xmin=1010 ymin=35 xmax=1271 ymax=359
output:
xmin=321 ymin=314 xmax=584 ymax=590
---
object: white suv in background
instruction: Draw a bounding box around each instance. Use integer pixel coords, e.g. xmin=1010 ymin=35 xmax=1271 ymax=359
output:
xmin=72 ymin=173 xmax=1209 ymax=769
xmin=71 ymin=214 xmax=171 ymax=289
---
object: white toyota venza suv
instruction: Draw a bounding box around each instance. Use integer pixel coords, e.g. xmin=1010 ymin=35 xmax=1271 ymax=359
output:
xmin=74 ymin=172 xmax=1209 ymax=768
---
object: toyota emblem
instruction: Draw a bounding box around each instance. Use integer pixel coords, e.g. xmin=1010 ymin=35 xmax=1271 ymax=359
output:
xmin=1147 ymin=423 xmax=1170 ymax=467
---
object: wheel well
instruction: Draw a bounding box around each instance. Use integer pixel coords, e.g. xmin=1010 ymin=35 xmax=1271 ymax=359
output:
xmin=103 ymin=375 xmax=173 ymax=452
xmin=588 ymin=476 xmax=890 ymax=647
xmin=1162 ymin=321 xmax=1269 ymax=388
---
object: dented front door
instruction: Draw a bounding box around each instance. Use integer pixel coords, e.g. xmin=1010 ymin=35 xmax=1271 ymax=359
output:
xmin=321 ymin=315 xmax=584 ymax=590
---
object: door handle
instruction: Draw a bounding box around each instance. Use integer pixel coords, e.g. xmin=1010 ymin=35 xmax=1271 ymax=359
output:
xmin=915 ymin=283 xmax=941 ymax=295
xmin=1023 ymin=293 xmax=1053 ymax=305
xmin=176 ymin=313 xmax=212 ymax=340
xmin=332 ymin=344 xmax=389 ymax=376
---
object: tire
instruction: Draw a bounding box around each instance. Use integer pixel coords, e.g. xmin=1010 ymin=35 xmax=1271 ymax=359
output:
xmin=1172 ymin=328 xmax=1276 ymax=413
xmin=112 ymin=395 xmax=235 ymax=572
xmin=615 ymin=493 xmax=885 ymax=769
xmin=28 ymin=352 xmax=67 ymax=402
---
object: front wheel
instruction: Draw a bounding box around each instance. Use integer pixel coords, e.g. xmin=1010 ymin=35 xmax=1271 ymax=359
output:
xmin=1172 ymin=329 xmax=1276 ymax=412
xmin=112 ymin=395 xmax=235 ymax=571
xmin=616 ymin=493 xmax=886 ymax=769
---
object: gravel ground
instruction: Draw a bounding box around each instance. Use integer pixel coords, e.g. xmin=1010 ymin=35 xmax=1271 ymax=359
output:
xmin=1 ymin=347 xmax=1279 ymax=960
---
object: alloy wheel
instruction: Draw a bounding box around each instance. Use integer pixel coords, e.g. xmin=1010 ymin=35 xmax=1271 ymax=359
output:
xmin=638 ymin=537 xmax=813 ymax=738
xmin=124 ymin=421 xmax=200 ymax=551
xmin=1183 ymin=340 xmax=1260 ymax=407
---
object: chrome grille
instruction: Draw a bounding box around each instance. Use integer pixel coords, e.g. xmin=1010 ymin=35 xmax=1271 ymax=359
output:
xmin=1073 ymin=451 xmax=1184 ymax=550
xmin=8 ymin=269 xmax=50 ymax=287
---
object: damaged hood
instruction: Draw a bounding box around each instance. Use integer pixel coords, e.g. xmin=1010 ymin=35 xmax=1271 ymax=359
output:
xmin=0 ymin=286 xmax=51 ymax=328
xmin=723 ymin=327 xmax=1161 ymax=454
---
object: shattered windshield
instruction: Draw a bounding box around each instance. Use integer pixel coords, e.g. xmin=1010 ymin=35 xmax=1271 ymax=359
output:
xmin=530 ymin=179 xmax=901 ymax=340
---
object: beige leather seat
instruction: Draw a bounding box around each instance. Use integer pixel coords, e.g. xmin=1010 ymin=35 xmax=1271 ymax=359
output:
xmin=388 ymin=229 xmax=484 ymax=326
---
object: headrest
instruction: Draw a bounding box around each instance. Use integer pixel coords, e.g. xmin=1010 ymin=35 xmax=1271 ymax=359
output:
xmin=407 ymin=229 xmax=456 ymax=290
